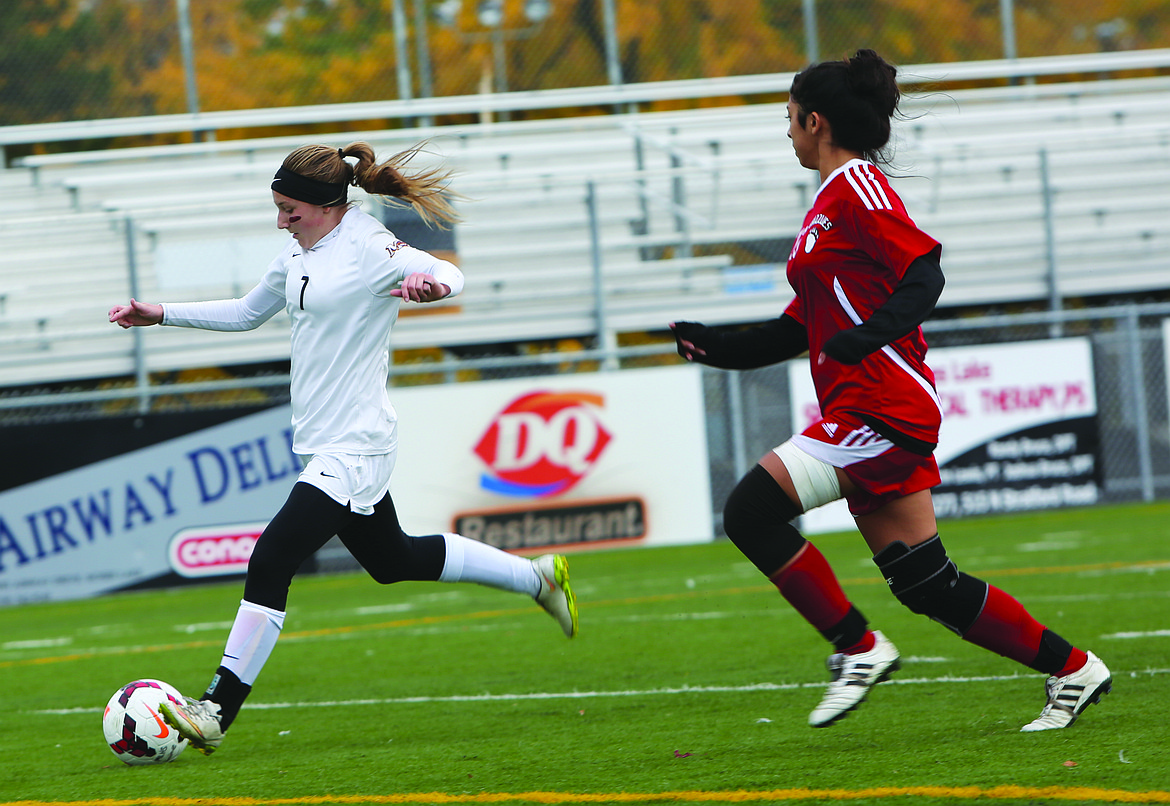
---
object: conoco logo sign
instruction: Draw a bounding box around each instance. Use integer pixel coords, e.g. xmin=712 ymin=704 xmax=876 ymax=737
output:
xmin=473 ymin=391 xmax=611 ymax=498
xmin=167 ymin=523 xmax=267 ymax=579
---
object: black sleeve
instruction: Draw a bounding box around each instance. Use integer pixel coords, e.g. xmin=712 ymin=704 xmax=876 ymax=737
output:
xmin=671 ymin=314 xmax=809 ymax=370
xmin=821 ymin=252 xmax=945 ymax=365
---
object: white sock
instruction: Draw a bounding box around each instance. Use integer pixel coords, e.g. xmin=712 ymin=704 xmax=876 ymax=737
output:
xmin=220 ymin=599 xmax=286 ymax=686
xmin=438 ymin=533 xmax=541 ymax=596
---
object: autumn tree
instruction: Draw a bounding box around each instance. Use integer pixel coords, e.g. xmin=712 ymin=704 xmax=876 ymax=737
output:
xmin=0 ymin=0 xmax=114 ymax=125
xmin=4 ymin=0 xmax=1170 ymax=131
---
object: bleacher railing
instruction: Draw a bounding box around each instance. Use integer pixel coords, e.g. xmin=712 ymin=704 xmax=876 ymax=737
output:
xmin=5 ymin=49 xmax=1170 ymax=163
xmin=2 ymin=303 xmax=1167 ymax=517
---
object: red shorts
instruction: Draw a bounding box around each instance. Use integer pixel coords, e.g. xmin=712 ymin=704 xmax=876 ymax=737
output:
xmin=788 ymin=412 xmax=940 ymax=517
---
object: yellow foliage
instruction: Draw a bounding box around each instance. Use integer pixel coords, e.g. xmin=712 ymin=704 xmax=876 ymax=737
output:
xmin=13 ymin=0 xmax=1170 ymax=128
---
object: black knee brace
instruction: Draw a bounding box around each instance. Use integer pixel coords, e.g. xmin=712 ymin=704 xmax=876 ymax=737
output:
xmin=873 ymin=534 xmax=988 ymax=635
xmin=722 ymin=464 xmax=807 ymax=576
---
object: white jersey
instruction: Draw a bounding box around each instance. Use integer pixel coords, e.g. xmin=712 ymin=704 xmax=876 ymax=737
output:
xmin=161 ymin=207 xmax=464 ymax=456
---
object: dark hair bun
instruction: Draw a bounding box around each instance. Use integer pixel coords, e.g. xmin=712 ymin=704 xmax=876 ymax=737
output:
xmin=846 ymin=48 xmax=899 ymax=117
xmin=788 ymin=48 xmax=901 ymax=166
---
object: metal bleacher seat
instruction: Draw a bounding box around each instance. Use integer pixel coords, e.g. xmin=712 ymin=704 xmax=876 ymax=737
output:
xmin=2 ymin=63 xmax=1170 ymax=388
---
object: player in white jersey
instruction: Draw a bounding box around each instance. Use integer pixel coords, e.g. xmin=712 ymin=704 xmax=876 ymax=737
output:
xmin=671 ymin=51 xmax=1109 ymax=732
xmin=108 ymin=142 xmax=578 ymax=755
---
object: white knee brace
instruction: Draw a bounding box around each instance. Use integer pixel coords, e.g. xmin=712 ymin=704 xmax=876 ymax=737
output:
xmin=773 ymin=439 xmax=842 ymax=511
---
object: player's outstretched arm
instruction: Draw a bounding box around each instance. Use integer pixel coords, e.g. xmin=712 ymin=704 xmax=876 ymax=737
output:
xmin=109 ymin=299 xmax=164 ymax=329
xmin=671 ymin=315 xmax=808 ymax=370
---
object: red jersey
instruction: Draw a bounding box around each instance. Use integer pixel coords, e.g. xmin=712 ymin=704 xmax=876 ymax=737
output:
xmin=784 ymin=159 xmax=943 ymax=444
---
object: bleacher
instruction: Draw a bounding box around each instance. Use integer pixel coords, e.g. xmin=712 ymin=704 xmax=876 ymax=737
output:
xmin=1 ymin=54 xmax=1169 ymax=389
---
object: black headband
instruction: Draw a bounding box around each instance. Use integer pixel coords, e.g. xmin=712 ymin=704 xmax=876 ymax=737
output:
xmin=271 ymin=165 xmax=347 ymax=207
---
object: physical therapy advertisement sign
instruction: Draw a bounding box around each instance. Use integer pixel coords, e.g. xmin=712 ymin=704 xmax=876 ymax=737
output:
xmin=790 ymin=338 xmax=1100 ymax=534
xmin=0 ymin=364 xmax=711 ymax=606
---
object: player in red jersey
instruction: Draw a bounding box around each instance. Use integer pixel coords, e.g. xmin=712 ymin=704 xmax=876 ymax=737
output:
xmin=671 ymin=49 xmax=1110 ymax=731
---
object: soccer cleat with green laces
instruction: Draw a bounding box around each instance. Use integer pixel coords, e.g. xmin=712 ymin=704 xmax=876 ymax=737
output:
xmin=533 ymin=554 xmax=578 ymax=638
xmin=159 ymin=697 xmax=225 ymax=755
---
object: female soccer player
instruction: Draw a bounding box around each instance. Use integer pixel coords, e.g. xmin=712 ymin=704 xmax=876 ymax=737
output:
xmin=109 ymin=142 xmax=578 ymax=754
xmin=670 ymin=50 xmax=1110 ymax=731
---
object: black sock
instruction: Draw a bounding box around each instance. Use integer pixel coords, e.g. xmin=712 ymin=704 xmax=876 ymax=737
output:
xmin=1031 ymin=629 xmax=1075 ymax=675
xmin=820 ymin=605 xmax=869 ymax=652
xmin=203 ymin=666 xmax=252 ymax=732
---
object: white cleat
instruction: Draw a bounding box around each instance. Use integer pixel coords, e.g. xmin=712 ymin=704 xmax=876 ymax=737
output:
xmin=1020 ymin=651 xmax=1112 ymax=732
xmin=533 ymin=554 xmax=578 ymax=638
xmin=159 ymin=697 xmax=225 ymax=755
xmin=809 ymin=631 xmax=901 ymax=728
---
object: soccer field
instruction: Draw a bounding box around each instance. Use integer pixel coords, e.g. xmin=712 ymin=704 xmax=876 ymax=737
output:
xmin=3 ymin=502 xmax=1169 ymax=806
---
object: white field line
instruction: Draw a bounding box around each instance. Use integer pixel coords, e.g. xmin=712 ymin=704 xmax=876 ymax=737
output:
xmin=1102 ymin=629 xmax=1170 ymax=639
xmin=33 ymin=667 xmax=1170 ymax=716
xmin=5 ymin=605 xmax=1166 ymax=664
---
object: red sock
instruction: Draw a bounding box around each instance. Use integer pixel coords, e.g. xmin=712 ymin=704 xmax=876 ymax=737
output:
xmin=962 ymin=585 xmax=1047 ymax=666
xmin=841 ymin=631 xmax=876 ymax=655
xmin=769 ymin=543 xmax=853 ymax=632
xmin=1058 ymin=648 xmax=1089 ymax=677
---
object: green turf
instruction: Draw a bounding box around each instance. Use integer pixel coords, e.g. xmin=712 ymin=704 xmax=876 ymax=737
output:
xmin=2 ymin=502 xmax=1169 ymax=806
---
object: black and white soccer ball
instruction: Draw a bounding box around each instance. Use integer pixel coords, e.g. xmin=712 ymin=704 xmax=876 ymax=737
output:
xmin=103 ymin=679 xmax=189 ymax=765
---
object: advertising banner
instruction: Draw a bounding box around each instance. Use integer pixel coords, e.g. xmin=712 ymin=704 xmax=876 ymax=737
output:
xmin=0 ymin=408 xmax=298 ymax=607
xmin=1164 ymin=318 xmax=1170 ymax=426
xmin=790 ymin=338 xmax=1100 ymax=534
xmin=388 ymin=363 xmax=713 ymax=552
xmin=0 ymin=364 xmax=712 ymax=606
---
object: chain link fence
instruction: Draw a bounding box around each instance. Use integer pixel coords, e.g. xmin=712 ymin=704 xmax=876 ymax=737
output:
xmin=3 ymin=0 xmax=1170 ymax=129
xmin=3 ymin=303 xmax=1167 ymax=537
xmin=2 ymin=0 xmax=1169 ymax=555
xmin=702 ymin=304 xmax=1170 ymax=532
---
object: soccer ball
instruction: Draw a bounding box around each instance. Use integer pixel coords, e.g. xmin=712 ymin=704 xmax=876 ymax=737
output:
xmin=103 ymin=679 xmax=189 ymax=765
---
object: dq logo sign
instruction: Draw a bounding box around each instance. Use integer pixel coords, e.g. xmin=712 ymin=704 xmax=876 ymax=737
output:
xmin=473 ymin=391 xmax=612 ymax=498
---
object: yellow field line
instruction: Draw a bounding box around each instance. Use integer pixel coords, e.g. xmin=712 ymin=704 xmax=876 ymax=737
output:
xmin=5 ymin=785 xmax=1170 ymax=804
xmin=0 ymin=609 xmax=529 ymax=669
xmin=2 ymin=559 xmax=1165 ymax=670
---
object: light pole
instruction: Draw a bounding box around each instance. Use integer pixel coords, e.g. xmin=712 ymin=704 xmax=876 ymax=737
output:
xmin=175 ymin=0 xmax=200 ymax=115
xmin=391 ymin=0 xmax=414 ymax=103
xmin=427 ymin=0 xmax=623 ymax=119
xmin=427 ymin=0 xmax=554 ymax=121
xmin=801 ymin=0 xmax=819 ymax=65
xmin=599 ymin=0 xmax=622 ymax=88
xmin=474 ymin=0 xmax=552 ymax=95
xmin=1000 ymin=0 xmax=1017 ymax=60
xmin=414 ymin=0 xmax=434 ymax=104
xmin=478 ymin=0 xmax=508 ymax=95
xmin=174 ymin=0 xmax=211 ymax=141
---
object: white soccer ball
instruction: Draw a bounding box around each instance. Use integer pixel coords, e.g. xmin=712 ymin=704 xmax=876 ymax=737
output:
xmin=103 ymin=679 xmax=189 ymax=765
